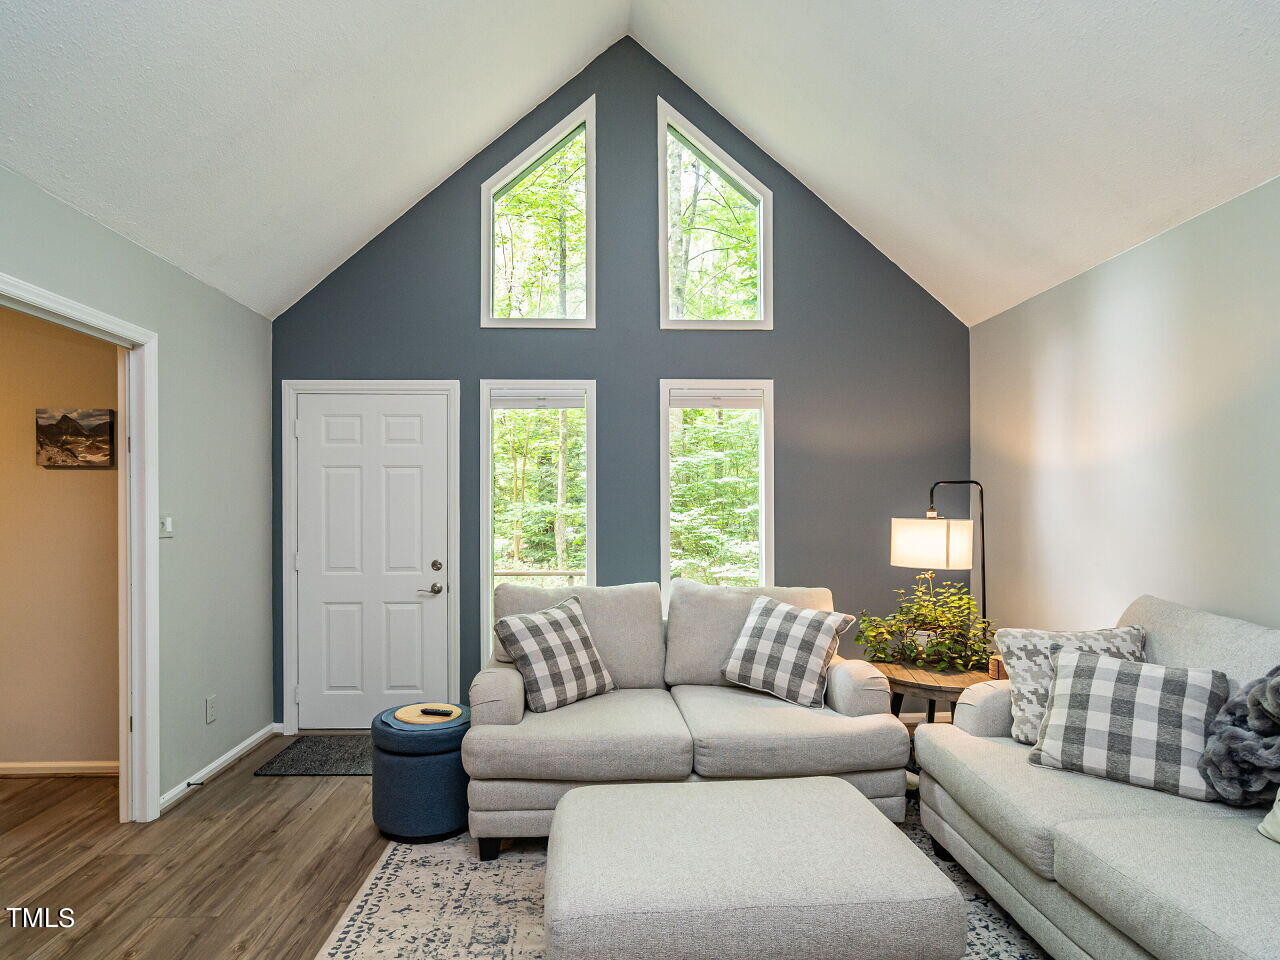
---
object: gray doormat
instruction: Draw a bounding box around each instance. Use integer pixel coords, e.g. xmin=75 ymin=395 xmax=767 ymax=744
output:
xmin=254 ymin=735 xmax=372 ymax=776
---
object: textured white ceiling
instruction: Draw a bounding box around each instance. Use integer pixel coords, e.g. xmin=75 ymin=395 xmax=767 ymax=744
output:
xmin=0 ymin=0 xmax=629 ymax=318
xmin=1 ymin=1 xmax=1278 ymax=322
xmin=631 ymin=0 xmax=1280 ymax=323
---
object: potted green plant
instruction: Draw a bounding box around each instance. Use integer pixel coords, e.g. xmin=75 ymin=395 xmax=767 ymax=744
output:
xmin=855 ymin=571 xmax=992 ymax=671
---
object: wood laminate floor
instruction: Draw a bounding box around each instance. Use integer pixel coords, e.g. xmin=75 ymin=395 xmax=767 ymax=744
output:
xmin=0 ymin=735 xmax=386 ymax=960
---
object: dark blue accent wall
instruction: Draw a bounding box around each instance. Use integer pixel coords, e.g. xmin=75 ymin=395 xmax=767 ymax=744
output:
xmin=272 ymin=37 xmax=970 ymax=719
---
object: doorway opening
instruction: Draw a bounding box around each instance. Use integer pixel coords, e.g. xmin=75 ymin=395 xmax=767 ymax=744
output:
xmin=0 ymin=273 xmax=160 ymax=821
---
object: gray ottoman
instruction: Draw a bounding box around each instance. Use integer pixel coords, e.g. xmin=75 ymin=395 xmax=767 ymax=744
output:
xmin=545 ymin=777 xmax=966 ymax=960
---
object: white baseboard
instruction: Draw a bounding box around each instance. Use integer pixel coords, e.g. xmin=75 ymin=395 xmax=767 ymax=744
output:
xmin=0 ymin=760 xmax=119 ymax=777
xmin=160 ymin=723 xmax=282 ymax=810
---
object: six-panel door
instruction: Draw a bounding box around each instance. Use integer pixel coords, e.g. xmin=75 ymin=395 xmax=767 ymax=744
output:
xmin=296 ymin=393 xmax=450 ymax=728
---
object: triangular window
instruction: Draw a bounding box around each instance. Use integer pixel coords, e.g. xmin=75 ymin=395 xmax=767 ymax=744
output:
xmin=660 ymin=99 xmax=772 ymax=329
xmin=482 ymin=98 xmax=595 ymax=327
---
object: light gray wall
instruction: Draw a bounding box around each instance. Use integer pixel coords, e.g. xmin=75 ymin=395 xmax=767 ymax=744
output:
xmin=273 ymin=37 xmax=971 ymax=714
xmin=0 ymin=165 xmax=274 ymax=795
xmin=972 ymin=175 xmax=1280 ymax=632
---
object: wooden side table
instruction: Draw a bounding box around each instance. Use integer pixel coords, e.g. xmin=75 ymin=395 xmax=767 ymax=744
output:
xmin=872 ymin=663 xmax=991 ymax=724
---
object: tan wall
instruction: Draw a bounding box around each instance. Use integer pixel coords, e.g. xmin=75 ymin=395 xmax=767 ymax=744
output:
xmin=0 ymin=305 xmax=120 ymax=762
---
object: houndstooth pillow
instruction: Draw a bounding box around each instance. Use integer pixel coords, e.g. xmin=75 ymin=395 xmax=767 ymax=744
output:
xmin=722 ymin=596 xmax=854 ymax=707
xmin=1030 ymin=648 xmax=1229 ymax=800
xmin=996 ymin=625 xmax=1146 ymax=744
xmin=494 ymin=596 xmax=614 ymax=713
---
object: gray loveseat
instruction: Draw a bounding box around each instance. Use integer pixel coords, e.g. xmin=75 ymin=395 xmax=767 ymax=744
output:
xmin=917 ymin=595 xmax=1280 ymax=960
xmin=463 ymin=579 xmax=910 ymax=856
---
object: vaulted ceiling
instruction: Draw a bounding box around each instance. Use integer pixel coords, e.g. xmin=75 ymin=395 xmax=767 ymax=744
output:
xmin=2 ymin=1 xmax=1278 ymax=323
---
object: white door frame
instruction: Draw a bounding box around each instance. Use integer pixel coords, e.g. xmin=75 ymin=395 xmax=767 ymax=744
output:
xmin=282 ymin=379 xmax=461 ymax=733
xmin=0 ymin=271 xmax=161 ymax=823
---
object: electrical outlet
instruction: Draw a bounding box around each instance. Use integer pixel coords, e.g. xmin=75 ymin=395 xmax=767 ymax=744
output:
xmin=205 ymin=695 xmax=216 ymax=724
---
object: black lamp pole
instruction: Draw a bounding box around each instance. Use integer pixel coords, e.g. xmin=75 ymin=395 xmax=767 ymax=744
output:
xmin=928 ymin=480 xmax=986 ymax=621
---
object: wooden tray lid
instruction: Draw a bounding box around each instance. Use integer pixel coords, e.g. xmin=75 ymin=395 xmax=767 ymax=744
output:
xmin=392 ymin=702 xmax=463 ymax=725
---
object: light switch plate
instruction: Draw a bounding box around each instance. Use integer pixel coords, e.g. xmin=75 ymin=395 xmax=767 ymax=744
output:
xmin=159 ymin=514 xmax=175 ymax=539
xmin=205 ymin=695 xmax=216 ymax=724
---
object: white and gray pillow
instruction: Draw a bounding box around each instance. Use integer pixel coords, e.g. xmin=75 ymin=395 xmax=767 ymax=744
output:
xmin=1029 ymin=648 xmax=1229 ymax=801
xmin=722 ymin=596 xmax=854 ymax=707
xmin=494 ymin=596 xmax=614 ymax=713
xmin=996 ymin=625 xmax=1146 ymax=744
xmin=1261 ymin=794 xmax=1280 ymax=843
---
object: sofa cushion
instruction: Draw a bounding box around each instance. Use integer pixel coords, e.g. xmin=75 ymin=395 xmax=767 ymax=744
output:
xmin=664 ymin=579 xmax=835 ymax=687
xmin=919 ymin=775 xmax=1155 ymax=960
xmin=1054 ymin=816 xmax=1280 ymax=960
xmin=462 ymin=688 xmax=692 ymax=782
xmin=670 ymin=684 xmax=909 ymax=778
xmin=493 ymin=582 xmax=665 ymax=688
xmin=914 ymin=722 xmax=1256 ymax=879
xmin=1119 ymin=595 xmax=1280 ymax=693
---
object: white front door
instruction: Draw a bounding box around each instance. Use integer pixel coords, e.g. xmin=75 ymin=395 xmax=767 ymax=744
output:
xmin=295 ymin=392 xmax=451 ymax=728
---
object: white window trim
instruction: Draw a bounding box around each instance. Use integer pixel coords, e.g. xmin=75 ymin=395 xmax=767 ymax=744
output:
xmin=480 ymin=380 xmax=597 ymax=662
xmin=481 ymin=97 xmax=596 ymax=329
xmin=659 ymin=379 xmax=775 ymax=600
xmin=657 ymin=98 xmax=774 ymax=331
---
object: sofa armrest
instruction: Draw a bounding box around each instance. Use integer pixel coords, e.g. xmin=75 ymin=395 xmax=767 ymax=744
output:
xmin=952 ymin=680 xmax=1013 ymax=737
xmin=825 ymin=656 xmax=891 ymax=717
xmin=468 ymin=659 xmax=525 ymax=726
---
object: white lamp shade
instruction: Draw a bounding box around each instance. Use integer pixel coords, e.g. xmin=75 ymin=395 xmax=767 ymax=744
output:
xmin=890 ymin=517 xmax=974 ymax=570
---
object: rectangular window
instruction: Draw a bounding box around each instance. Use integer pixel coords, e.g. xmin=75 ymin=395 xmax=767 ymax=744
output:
xmin=481 ymin=381 xmax=596 ymax=657
xmin=658 ymin=98 xmax=773 ymax=330
xmin=660 ymin=380 xmax=774 ymax=595
xmin=481 ymin=98 xmax=595 ymax=328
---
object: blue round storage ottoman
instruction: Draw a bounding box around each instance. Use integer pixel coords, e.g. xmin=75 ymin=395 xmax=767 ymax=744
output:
xmin=371 ymin=702 xmax=471 ymax=843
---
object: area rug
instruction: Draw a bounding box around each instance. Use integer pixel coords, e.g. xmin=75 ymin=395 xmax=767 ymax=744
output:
xmin=315 ymin=799 xmax=1049 ymax=960
xmin=254 ymin=735 xmax=372 ymax=776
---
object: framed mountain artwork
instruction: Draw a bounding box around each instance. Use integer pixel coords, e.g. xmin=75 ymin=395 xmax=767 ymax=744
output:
xmin=36 ymin=409 xmax=116 ymax=468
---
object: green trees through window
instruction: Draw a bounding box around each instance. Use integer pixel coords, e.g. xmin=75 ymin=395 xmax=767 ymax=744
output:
xmin=668 ymin=406 xmax=763 ymax=586
xmin=491 ymin=124 xmax=588 ymax=320
xmin=490 ymin=406 xmax=588 ymax=589
xmin=665 ymin=125 xmax=761 ymax=325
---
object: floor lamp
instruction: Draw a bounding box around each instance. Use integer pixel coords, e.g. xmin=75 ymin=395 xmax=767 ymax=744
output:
xmin=889 ymin=480 xmax=986 ymax=620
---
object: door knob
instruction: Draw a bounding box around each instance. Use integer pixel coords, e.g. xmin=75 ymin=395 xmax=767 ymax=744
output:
xmin=418 ymin=583 xmax=444 ymax=596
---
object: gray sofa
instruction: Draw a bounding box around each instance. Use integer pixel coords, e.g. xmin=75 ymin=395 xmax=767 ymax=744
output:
xmin=463 ymin=579 xmax=910 ymax=855
xmin=917 ymin=595 xmax=1280 ymax=960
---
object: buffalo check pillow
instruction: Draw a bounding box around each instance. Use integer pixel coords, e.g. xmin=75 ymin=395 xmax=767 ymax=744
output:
xmin=722 ymin=596 xmax=855 ymax=707
xmin=1029 ymin=647 xmax=1230 ymax=800
xmin=494 ymin=596 xmax=614 ymax=713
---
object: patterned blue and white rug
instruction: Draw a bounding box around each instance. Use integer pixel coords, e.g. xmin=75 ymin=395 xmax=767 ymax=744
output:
xmin=318 ymin=800 xmax=1048 ymax=959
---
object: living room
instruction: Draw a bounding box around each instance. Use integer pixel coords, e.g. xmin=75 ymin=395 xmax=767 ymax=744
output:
xmin=1 ymin=3 xmax=1277 ymax=960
